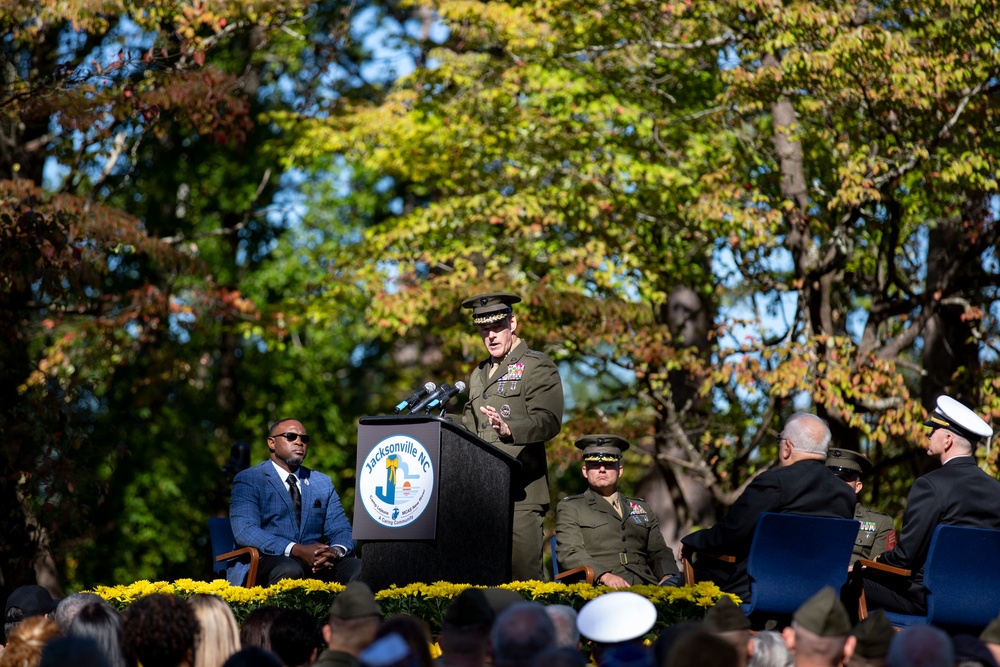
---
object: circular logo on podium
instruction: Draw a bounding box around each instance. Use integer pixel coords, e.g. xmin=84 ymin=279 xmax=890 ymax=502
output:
xmin=358 ymin=434 xmax=435 ymax=528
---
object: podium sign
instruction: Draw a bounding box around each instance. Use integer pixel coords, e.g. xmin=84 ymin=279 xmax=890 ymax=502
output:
xmin=354 ymin=415 xmax=520 ymax=589
xmin=353 ymin=420 xmax=441 ymax=540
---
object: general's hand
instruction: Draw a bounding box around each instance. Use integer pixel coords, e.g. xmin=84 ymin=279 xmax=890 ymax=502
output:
xmin=597 ymin=573 xmax=630 ymax=588
xmin=480 ymin=405 xmax=511 ymax=437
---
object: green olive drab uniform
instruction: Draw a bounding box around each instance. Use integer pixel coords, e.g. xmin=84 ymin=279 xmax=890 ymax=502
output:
xmin=463 ymin=339 xmax=563 ymax=581
xmin=853 ymin=503 xmax=896 ymax=560
xmin=555 ymin=489 xmax=680 ymax=585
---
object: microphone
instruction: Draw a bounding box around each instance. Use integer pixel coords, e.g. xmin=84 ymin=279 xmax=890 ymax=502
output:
xmin=394 ymin=382 xmax=436 ymax=413
xmin=411 ymin=381 xmax=467 ymax=414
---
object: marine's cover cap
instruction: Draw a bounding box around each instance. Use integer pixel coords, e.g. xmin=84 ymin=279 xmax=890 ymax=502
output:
xmin=826 ymin=449 xmax=872 ymax=476
xmin=5 ymin=585 xmax=58 ymax=618
xmin=576 ymin=434 xmax=630 ymax=464
xmin=461 ymin=293 xmax=521 ymax=325
xmin=852 ymin=609 xmax=894 ymax=658
xmin=702 ymin=596 xmax=750 ymax=632
xmin=576 ymin=591 xmax=656 ymax=644
xmin=924 ymin=395 xmax=993 ymax=442
xmin=792 ymin=586 xmax=851 ymax=637
xmin=329 ymin=582 xmax=381 ymax=619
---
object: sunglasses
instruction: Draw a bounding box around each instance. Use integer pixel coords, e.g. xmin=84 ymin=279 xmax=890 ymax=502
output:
xmin=271 ymin=432 xmax=311 ymax=444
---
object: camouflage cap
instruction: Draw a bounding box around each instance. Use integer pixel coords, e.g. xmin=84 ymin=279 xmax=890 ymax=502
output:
xmin=575 ymin=435 xmax=630 ymax=464
xmin=793 ymin=587 xmax=851 ymax=637
xmin=852 ymin=609 xmax=894 ymax=658
xmin=702 ymin=596 xmax=750 ymax=632
xmin=329 ymin=582 xmax=381 ymax=619
xmin=461 ymin=293 xmax=521 ymax=326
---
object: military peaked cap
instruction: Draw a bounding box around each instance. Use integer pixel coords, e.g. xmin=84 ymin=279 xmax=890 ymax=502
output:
xmin=924 ymin=395 xmax=993 ymax=443
xmin=461 ymin=292 xmax=521 ymax=325
xmin=576 ymin=434 xmax=630 ymax=463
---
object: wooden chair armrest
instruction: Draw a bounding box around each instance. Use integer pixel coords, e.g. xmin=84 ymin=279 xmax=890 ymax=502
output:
xmin=856 ymin=558 xmax=912 ymax=577
xmin=683 ymin=556 xmax=696 ymax=586
xmin=852 ymin=558 xmax=912 ymax=620
xmin=217 ymin=546 xmax=260 ymax=588
xmin=555 ymin=565 xmax=595 ymax=585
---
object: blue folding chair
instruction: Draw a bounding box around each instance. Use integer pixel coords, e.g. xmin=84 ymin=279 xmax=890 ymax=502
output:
xmin=858 ymin=524 xmax=1000 ymax=631
xmin=741 ymin=513 xmax=859 ymax=617
xmin=549 ymin=535 xmax=595 ymax=584
xmin=208 ymin=517 xmax=260 ymax=587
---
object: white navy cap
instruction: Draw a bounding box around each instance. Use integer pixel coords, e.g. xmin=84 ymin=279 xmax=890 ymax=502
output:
xmin=924 ymin=395 xmax=993 ymax=443
xmin=576 ymin=591 xmax=656 ymax=644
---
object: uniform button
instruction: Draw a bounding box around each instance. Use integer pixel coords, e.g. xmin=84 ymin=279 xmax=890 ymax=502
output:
xmin=484 ymin=392 xmax=489 ymax=398
xmin=622 ymin=536 xmax=626 ymax=542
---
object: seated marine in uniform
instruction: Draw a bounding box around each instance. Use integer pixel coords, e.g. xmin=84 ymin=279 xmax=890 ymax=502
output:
xmin=555 ymin=434 xmax=683 ymax=587
xmin=826 ymin=448 xmax=896 ymax=562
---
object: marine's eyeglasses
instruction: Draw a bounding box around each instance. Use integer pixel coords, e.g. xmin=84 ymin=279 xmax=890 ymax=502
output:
xmin=272 ymin=432 xmax=311 ymax=444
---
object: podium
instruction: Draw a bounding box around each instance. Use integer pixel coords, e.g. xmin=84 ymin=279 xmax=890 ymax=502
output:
xmin=353 ymin=415 xmax=520 ymax=590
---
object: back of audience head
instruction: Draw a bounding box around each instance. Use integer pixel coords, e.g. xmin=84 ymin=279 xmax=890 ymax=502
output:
xmin=665 ymin=631 xmax=738 ymax=667
xmin=783 ymin=587 xmax=855 ymax=667
xmin=951 ymin=634 xmax=997 ymax=667
xmin=530 ymin=647 xmax=588 ymax=667
xmin=66 ymin=601 xmax=127 ymax=667
xmin=188 ymin=594 xmax=241 ymax=667
xmin=747 ymin=631 xmax=793 ymax=667
xmin=885 ymin=626 xmax=953 ymax=667
xmin=52 ymin=592 xmax=109 ymax=631
xmin=239 ymin=606 xmax=283 ymax=650
xmin=0 ymin=615 xmax=61 ymax=667
xmin=544 ymin=605 xmax=579 ymax=649
xmin=121 ymin=593 xmax=200 ymax=667
xmin=491 ymin=602 xmax=556 ymax=667
xmin=4 ymin=585 xmax=58 ymax=643
xmin=375 ymin=616 xmax=434 ymax=667
xmin=654 ymin=622 xmax=700 ymax=667
xmin=702 ymin=597 xmax=751 ymax=667
xmin=438 ymin=588 xmax=494 ymax=667
xmin=848 ymin=610 xmax=893 ymax=667
xmin=40 ymin=635 xmax=111 ymax=667
xmin=221 ymin=647 xmax=283 ymax=667
xmin=324 ymin=582 xmax=382 ymax=657
xmin=268 ymin=608 xmax=320 ymax=667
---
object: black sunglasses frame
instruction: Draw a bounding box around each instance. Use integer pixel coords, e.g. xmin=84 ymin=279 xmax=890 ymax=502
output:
xmin=271 ymin=432 xmax=311 ymax=444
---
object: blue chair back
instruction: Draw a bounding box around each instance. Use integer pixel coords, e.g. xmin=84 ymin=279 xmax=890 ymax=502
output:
xmin=208 ymin=517 xmax=237 ymax=578
xmin=550 ymin=535 xmax=561 ymax=578
xmin=744 ymin=513 xmax=859 ymax=616
xmin=921 ymin=525 xmax=1000 ymax=628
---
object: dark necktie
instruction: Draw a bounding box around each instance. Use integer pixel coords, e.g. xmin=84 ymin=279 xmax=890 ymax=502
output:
xmin=287 ymin=473 xmax=302 ymax=525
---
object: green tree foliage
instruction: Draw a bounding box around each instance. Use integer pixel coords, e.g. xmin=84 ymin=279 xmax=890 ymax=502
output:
xmin=284 ymin=0 xmax=1000 ymax=536
xmin=1 ymin=0 xmax=422 ymax=593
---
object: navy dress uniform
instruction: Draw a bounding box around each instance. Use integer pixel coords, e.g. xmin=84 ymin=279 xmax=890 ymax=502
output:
xmin=862 ymin=395 xmax=1000 ymax=615
xmin=461 ymin=292 xmax=564 ymax=582
xmin=826 ymin=449 xmax=897 ymax=560
xmin=555 ymin=435 xmax=681 ymax=586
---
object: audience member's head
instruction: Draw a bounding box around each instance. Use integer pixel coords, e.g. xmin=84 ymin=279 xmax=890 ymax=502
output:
xmin=491 ymin=602 xmax=556 ymax=667
xmin=885 ymin=625 xmax=953 ymax=667
xmin=981 ymin=615 xmax=1000 ymax=667
xmin=375 ymin=616 xmax=434 ymax=667
xmin=702 ymin=597 xmax=751 ymax=667
xmin=239 ymin=606 xmax=283 ymax=650
xmin=577 ymin=592 xmax=656 ymax=666
xmin=189 ymin=594 xmax=241 ymax=667
xmin=52 ymin=592 xmax=110 ymax=631
xmin=268 ymin=608 xmax=321 ymax=667
xmin=848 ymin=610 xmax=893 ymax=667
xmin=952 ymin=634 xmax=997 ymax=667
xmin=747 ymin=631 xmax=793 ymax=667
xmin=438 ymin=588 xmax=495 ymax=667
xmin=0 ymin=615 xmax=61 ymax=667
xmin=66 ymin=601 xmax=127 ymax=667
xmin=481 ymin=588 xmax=525 ymax=618
xmin=221 ymin=647 xmax=283 ymax=667
xmin=665 ymin=631 xmax=739 ymax=667
xmin=4 ymin=585 xmax=58 ymax=643
xmin=121 ymin=593 xmax=200 ymax=667
xmin=654 ymin=621 xmax=700 ymax=667
xmin=782 ymin=587 xmax=855 ymax=667
xmin=544 ymin=605 xmax=579 ymax=649
xmin=40 ymin=635 xmax=111 ymax=667
xmin=530 ymin=647 xmax=588 ymax=667
xmin=323 ymin=582 xmax=381 ymax=657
